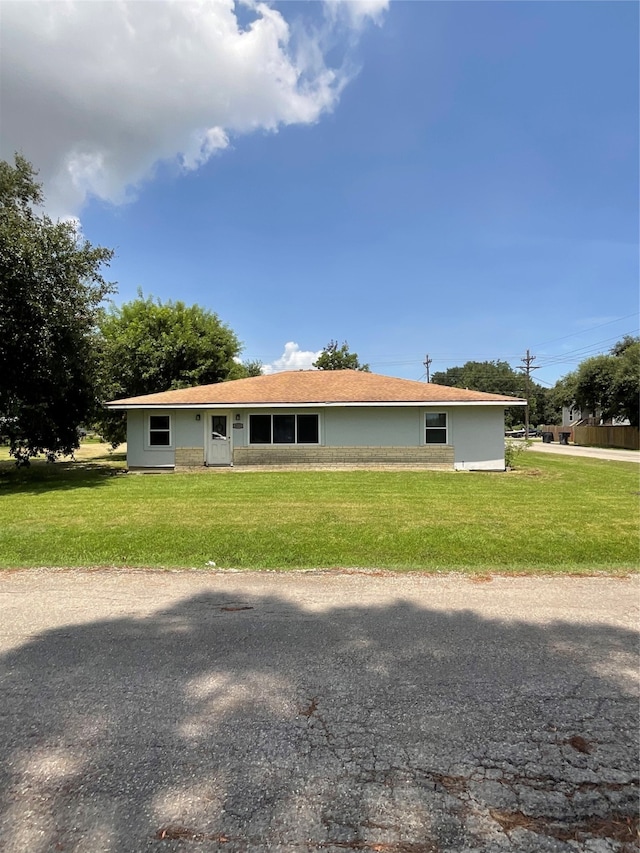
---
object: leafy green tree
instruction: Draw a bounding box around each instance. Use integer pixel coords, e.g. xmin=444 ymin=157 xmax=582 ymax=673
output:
xmin=227 ymin=358 xmax=263 ymax=380
xmin=610 ymin=335 xmax=639 ymax=358
xmin=551 ymin=337 xmax=640 ymax=428
xmin=0 ymin=154 xmax=114 ymax=464
xmin=544 ymin=375 xmax=577 ymax=425
xmin=611 ymin=338 xmax=639 ymax=427
xmin=530 ymin=384 xmax=560 ymax=426
xmin=571 ymin=355 xmax=618 ymax=421
xmin=549 ymin=374 xmax=577 ymax=413
xmin=568 ymin=337 xmax=640 ymax=427
xmin=313 ymin=340 xmax=369 ymax=371
xmin=431 ymin=360 xmax=523 ymax=396
xmin=96 ymin=293 xmax=244 ymax=444
xmin=431 ymin=360 xmax=527 ymax=427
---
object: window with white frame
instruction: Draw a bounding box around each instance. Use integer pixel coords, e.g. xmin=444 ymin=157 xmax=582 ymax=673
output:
xmin=425 ymin=412 xmax=447 ymax=444
xmin=249 ymin=413 xmax=319 ymax=444
xmin=148 ymin=414 xmax=171 ymax=446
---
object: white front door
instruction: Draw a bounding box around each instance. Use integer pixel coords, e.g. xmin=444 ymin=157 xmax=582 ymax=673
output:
xmin=206 ymin=413 xmax=232 ymax=466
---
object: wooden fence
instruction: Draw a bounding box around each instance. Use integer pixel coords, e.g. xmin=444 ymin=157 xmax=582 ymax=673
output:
xmin=539 ymin=425 xmax=574 ymax=442
xmin=573 ymin=425 xmax=639 ymax=451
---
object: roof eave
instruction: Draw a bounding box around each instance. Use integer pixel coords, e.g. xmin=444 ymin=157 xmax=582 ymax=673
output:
xmin=106 ymin=399 xmax=526 ymax=410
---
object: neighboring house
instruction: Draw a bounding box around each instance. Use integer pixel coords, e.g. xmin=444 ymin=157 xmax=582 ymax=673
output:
xmin=562 ymin=405 xmax=597 ymax=427
xmin=106 ymin=370 xmax=526 ymax=472
xmin=562 ymin=405 xmax=630 ymax=428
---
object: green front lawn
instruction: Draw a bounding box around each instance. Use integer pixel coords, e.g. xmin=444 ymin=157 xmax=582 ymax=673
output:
xmin=0 ymin=448 xmax=638 ymax=572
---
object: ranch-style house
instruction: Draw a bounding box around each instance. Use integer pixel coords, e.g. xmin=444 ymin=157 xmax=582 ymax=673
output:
xmin=106 ymin=369 xmax=526 ymax=471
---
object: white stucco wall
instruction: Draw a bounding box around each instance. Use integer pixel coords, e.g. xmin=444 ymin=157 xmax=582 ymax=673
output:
xmin=125 ymin=405 xmax=507 ymax=470
xmin=449 ymin=406 xmax=506 ymax=470
xmin=174 ymin=410 xmax=205 ymax=447
xmin=323 ymin=407 xmax=419 ymax=446
xmin=230 ymin=411 xmax=248 ymax=447
xmin=326 ymin=406 xmax=505 ymax=469
xmin=126 ymin=409 xmax=175 ymax=468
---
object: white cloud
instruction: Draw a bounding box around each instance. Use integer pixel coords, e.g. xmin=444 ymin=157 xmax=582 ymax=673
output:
xmin=262 ymin=342 xmax=322 ymax=374
xmin=0 ymin=0 xmax=386 ymax=219
xmin=324 ymin=0 xmax=389 ymax=29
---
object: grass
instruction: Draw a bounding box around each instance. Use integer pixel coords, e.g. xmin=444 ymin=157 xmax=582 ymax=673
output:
xmin=0 ymin=443 xmax=638 ymax=573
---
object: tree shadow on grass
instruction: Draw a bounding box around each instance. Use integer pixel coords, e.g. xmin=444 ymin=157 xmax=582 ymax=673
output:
xmin=0 ymin=584 xmax=637 ymax=852
xmin=0 ymin=459 xmax=125 ymax=496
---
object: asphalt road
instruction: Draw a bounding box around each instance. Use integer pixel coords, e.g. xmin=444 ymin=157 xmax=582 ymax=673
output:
xmin=521 ymin=441 xmax=639 ymax=464
xmin=1 ymin=570 xmax=638 ymax=853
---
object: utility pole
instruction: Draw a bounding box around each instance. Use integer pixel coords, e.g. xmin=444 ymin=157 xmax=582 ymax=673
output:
xmin=519 ymin=349 xmax=540 ymax=436
xmin=423 ymin=354 xmax=432 ymax=383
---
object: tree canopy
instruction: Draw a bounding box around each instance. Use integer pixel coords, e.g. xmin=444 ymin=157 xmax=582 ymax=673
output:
xmin=430 ymin=359 xmax=564 ymax=427
xmin=0 ymin=154 xmax=114 ymax=463
xmin=431 ymin=360 xmax=523 ymax=397
xmin=313 ymin=340 xmax=369 ymax=371
xmin=229 ymin=358 xmax=263 ymax=380
xmin=610 ymin=337 xmax=640 ymax=427
xmin=96 ymin=293 xmax=246 ymax=444
xmin=563 ymin=336 xmax=640 ymax=427
xmin=430 ymin=360 xmax=541 ymax=426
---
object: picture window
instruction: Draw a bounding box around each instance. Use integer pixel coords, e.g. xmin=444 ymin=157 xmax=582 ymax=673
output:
xmin=249 ymin=414 xmax=319 ymax=444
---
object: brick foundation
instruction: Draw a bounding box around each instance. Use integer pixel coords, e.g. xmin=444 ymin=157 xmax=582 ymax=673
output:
xmin=175 ymin=447 xmax=205 ymax=468
xmin=232 ymin=445 xmax=454 ymax=468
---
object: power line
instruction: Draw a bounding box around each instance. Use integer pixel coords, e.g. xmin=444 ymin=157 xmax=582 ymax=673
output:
xmin=534 ymin=330 xmax=639 ymax=366
xmin=531 ymin=312 xmax=639 ymax=349
xmin=368 ymin=316 xmax=638 ymax=367
xmin=367 ymin=328 xmax=639 ymax=379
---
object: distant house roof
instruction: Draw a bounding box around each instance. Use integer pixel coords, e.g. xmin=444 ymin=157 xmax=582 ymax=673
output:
xmin=107 ymin=370 xmax=526 ymax=409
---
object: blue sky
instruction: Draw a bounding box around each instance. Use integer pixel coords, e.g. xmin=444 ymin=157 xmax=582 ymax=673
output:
xmin=2 ymin=1 xmax=638 ymax=388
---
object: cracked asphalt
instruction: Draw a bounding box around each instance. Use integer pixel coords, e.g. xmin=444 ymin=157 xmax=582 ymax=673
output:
xmin=0 ymin=570 xmax=638 ymax=853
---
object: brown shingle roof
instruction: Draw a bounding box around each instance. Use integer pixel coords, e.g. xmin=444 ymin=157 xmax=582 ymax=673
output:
xmin=107 ymin=370 xmax=525 ymax=407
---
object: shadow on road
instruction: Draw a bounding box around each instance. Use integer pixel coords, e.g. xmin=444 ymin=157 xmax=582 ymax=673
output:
xmin=0 ymin=589 xmax=637 ymax=852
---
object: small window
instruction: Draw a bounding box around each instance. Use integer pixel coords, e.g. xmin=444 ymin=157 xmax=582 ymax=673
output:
xmin=273 ymin=414 xmax=295 ymax=444
xmin=212 ymin=415 xmax=227 ymax=438
xmin=149 ymin=415 xmax=171 ymax=446
xmin=425 ymin=412 xmax=447 ymax=444
xmin=297 ymin=414 xmax=319 ymax=444
xmin=250 ymin=414 xmax=271 ymax=444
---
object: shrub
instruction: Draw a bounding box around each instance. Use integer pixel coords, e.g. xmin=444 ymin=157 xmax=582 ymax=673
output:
xmin=505 ymin=439 xmax=531 ymax=470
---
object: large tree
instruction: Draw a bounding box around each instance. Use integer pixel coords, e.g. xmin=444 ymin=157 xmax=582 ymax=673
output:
xmin=227 ymin=358 xmax=264 ymax=380
xmin=431 ymin=360 xmax=523 ymax=396
xmin=566 ymin=336 xmax=640 ymax=427
xmin=313 ymin=340 xmax=369 ymax=371
xmin=96 ymin=293 xmax=245 ymax=444
xmin=431 ymin=360 xmax=536 ymax=427
xmin=610 ymin=337 xmax=640 ymax=427
xmin=530 ymin=382 xmax=560 ymax=426
xmin=548 ymin=373 xmax=577 ymax=414
xmin=0 ymin=155 xmax=114 ymax=463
